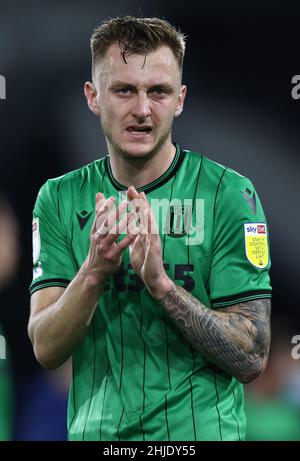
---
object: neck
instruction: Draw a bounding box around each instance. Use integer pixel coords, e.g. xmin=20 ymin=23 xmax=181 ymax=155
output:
xmin=108 ymin=140 xmax=176 ymax=189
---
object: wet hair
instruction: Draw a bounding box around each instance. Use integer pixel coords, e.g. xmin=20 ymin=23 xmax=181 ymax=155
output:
xmin=90 ymin=16 xmax=186 ymax=79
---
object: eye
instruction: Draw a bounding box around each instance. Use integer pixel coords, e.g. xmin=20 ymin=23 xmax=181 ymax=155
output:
xmin=116 ymin=88 xmax=131 ymax=95
xmin=152 ymin=88 xmax=165 ymax=95
xmin=150 ymin=87 xmax=171 ymax=98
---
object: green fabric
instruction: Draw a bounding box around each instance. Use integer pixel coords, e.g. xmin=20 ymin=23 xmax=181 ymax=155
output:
xmin=245 ymin=394 xmax=300 ymax=441
xmin=30 ymin=145 xmax=271 ymax=441
xmin=0 ymin=326 xmax=13 ymax=441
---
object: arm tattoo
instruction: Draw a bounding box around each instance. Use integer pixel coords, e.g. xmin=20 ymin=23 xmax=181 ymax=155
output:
xmin=159 ymin=285 xmax=271 ymax=383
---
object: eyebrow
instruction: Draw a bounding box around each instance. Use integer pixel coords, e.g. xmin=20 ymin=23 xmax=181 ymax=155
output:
xmin=109 ymin=81 xmax=135 ymax=89
xmin=109 ymin=80 xmax=175 ymax=90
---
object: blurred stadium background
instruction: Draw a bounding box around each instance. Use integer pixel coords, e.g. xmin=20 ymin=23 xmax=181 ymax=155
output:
xmin=0 ymin=0 xmax=299 ymax=441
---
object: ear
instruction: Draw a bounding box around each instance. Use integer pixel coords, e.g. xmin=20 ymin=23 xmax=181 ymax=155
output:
xmin=174 ymin=84 xmax=187 ymax=118
xmin=84 ymin=81 xmax=100 ymax=116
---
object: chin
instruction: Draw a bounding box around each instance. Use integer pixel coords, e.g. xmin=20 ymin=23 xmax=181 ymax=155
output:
xmin=119 ymin=141 xmax=156 ymax=159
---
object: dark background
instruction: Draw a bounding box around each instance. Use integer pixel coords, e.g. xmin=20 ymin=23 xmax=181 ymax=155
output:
xmin=0 ymin=0 xmax=299 ymax=439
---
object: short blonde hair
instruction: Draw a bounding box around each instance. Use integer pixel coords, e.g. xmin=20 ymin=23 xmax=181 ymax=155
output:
xmin=90 ymin=16 xmax=186 ymax=78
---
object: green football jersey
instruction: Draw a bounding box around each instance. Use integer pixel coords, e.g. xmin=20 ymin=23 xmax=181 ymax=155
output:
xmin=30 ymin=145 xmax=271 ymax=441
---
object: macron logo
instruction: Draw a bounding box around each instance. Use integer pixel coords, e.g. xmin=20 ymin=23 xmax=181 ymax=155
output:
xmin=76 ymin=210 xmax=92 ymax=230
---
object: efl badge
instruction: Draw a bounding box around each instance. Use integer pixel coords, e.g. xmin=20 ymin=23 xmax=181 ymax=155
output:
xmin=33 ymin=262 xmax=43 ymax=280
xmin=165 ymin=205 xmax=192 ymax=238
xmin=32 ymin=218 xmax=41 ymax=264
xmin=244 ymin=223 xmax=269 ymax=269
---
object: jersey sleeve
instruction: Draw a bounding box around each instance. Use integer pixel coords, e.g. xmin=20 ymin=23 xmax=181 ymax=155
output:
xmin=209 ymin=170 xmax=272 ymax=308
xmin=30 ymin=179 xmax=76 ymax=295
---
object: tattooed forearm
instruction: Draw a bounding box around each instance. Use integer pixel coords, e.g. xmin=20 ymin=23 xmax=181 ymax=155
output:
xmin=160 ymin=285 xmax=271 ymax=383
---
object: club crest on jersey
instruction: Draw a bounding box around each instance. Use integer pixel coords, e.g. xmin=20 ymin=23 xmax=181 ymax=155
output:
xmin=165 ymin=205 xmax=192 ymax=238
xmin=244 ymin=223 xmax=269 ymax=269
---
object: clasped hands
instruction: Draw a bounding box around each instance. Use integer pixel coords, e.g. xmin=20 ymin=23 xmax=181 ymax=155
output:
xmin=85 ymin=185 xmax=173 ymax=299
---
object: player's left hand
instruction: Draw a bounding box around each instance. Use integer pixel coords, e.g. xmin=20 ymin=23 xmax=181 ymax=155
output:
xmin=127 ymin=186 xmax=173 ymax=299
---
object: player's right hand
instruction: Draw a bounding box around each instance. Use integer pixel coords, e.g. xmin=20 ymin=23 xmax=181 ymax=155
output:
xmin=82 ymin=193 xmax=138 ymax=283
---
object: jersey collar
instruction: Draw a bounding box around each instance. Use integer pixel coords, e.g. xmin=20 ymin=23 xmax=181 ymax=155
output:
xmin=104 ymin=143 xmax=185 ymax=194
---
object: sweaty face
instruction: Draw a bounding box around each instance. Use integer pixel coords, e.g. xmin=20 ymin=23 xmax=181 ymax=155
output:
xmin=94 ymin=44 xmax=186 ymax=159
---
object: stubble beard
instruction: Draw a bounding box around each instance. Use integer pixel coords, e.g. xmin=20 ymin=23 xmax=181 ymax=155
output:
xmin=101 ymin=119 xmax=173 ymax=164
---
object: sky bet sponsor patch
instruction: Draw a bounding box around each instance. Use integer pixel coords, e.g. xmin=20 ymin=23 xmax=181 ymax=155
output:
xmin=244 ymin=223 xmax=269 ymax=269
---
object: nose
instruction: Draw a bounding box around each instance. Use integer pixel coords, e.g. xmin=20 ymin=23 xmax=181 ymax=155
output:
xmin=131 ymin=92 xmax=151 ymax=120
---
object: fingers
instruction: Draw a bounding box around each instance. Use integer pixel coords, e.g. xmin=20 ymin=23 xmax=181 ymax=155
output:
xmin=127 ymin=187 xmax=149 ymax=233
xmin=93 ymin=194 xmax=137 ymax=239
xmin=101 ymin=210 xmax=136 ymax=245
xmin=127 ymin=186 xmax=143 ymax=220
xmin=95 ymin=192 xmax=106 ymax=213
xmin=139 ymin=192 xmax=159 ymax=235
xmin=118 ymin=212 xmax=139 ymax=242
xmin=127 ymin=187 xmax=148 ymax=206
xmin=137 ymin=196 xmax=159 ymax=235
xmin=93 ymin=194 xmax=134 ymax=235
xmin=96 ymin=192 xmax=105 ymax=202
xmin=115 ymin=215 xmax=139 ymax=254
xmin=94 ymin=193 xmax=125 ymax=233
xmin=116 ymin=231 xmax=138 ymax=253
xmin=114 ymin=199 xmax=129 ymax=223
xmin=98 ymin=198 xmax=130 ymax=236
xmin=95 ymin=211 xmax=138 ymax=256
xmin=127 ymin=185 xmax=139 ymax=201
xmin=92 ymin=188 xmax=158 ymax=248
xmin=137 ymin=206 xmax=147 ymax=235
xmin=92 ymin=196 xmax=116 ymax=233
xmin=148 ymin=206 xmax=159 ymax=235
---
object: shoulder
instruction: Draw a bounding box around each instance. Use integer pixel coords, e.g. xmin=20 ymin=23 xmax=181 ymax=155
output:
xmin=183 ymin=148 xmax=253 ymax=189
xmin=37 ymin=158 xmax=106 ymax=202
